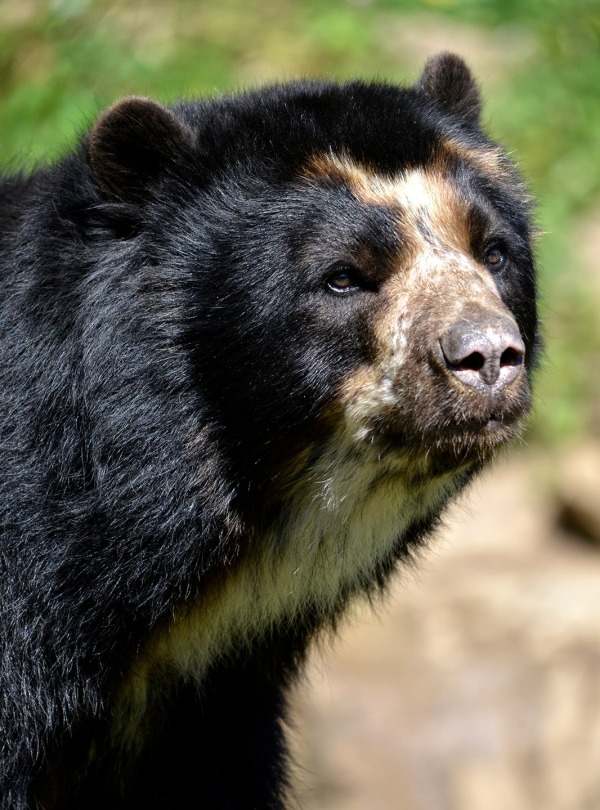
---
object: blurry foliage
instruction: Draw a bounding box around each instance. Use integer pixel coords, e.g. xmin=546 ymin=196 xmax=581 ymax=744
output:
xmin=0 ymin=0 xmax=598 ymax=444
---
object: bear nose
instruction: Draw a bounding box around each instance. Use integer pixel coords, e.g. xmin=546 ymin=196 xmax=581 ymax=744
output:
xmin=440 ymin=315 xmax=525 ymax=390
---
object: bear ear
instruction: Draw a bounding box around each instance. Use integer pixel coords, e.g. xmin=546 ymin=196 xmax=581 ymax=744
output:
xmin=415 ymin=52 xmax=482 ymax=127
xmin=88 ymin=96 xmax=196 ymax=202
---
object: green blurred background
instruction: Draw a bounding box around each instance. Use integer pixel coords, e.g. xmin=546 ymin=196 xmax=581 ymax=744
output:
xmin=1 ymin=0 xmax=599 ymax=446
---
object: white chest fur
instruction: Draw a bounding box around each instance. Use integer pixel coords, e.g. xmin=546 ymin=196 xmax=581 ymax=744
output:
xmin=132 ymin=436 xmax=461 ymax=689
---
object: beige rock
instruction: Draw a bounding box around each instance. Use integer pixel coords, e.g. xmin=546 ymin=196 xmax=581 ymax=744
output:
xmin=554 ymin=441 xmax=600 ymax=543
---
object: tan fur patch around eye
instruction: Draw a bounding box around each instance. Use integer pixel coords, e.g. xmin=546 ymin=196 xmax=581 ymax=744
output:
xmin=303 ymin=152 xmax=473 ymax=257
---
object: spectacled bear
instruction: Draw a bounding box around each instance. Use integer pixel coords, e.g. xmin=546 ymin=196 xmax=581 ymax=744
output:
xmin=0 ymin=53 xmax=538 ymax=809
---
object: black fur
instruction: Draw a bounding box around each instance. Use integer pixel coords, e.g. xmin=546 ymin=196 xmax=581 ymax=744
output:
xmin=0 ymin=54 xmax=538 ymax=809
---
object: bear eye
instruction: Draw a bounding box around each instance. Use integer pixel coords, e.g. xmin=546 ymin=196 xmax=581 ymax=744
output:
xmin=484 ymin=244 xmax=507 ymax=270
xmin=325 ymin=265 xmax=364 ymax=295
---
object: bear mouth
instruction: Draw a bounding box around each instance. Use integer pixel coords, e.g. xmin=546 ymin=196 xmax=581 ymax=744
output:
xmin=371 ymin=409 xmax=525 ymax=474
xmin=426 ymin=413 xmax=524 ymax=469
xmin=438 ymin=412 xmax=516 ymax=435
xmin=386 ymin=371 xmax=531 ymax=471
xmin=413 ymin=423 xmax=521 ymax=475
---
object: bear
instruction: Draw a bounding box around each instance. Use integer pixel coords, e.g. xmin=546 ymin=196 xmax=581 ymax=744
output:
xmin=0 ymin=53 xmax=538 ymax=809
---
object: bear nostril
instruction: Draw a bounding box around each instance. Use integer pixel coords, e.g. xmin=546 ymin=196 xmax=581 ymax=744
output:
xmin=500 ymin=346 xmax=523 ymax=368
xmin=455 ymin=351 xmax=485 ymax=372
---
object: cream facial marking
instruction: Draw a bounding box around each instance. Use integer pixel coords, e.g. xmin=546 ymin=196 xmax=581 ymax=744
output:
xmin=304 ymin=152 xmax=476 ymax=267
xmin=302 ymin=153 xmax=525 ymax=452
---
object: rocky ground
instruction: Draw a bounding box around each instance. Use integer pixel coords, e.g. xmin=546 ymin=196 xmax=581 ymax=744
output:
xmin=289 ymin=446 xmax=600 ymax=810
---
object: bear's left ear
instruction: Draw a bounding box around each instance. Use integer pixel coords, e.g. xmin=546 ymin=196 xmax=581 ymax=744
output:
xmin=88 ymin=96 xmax=196 ymax=203
xmin=415 ymin=52 xmax=482 ymax=127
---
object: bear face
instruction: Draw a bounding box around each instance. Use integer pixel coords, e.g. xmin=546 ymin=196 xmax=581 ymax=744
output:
xmin=87 ymin=60 xmax=537 ymax=500
xmin=0 ymin=54 xmax=539 ymax=809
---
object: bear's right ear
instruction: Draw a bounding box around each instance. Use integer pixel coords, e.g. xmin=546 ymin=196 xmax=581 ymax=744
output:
xmin=88 ymin=96 xmax=196 ymax=203
xmin=415 ymin=52 xmax=482 ymax=127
